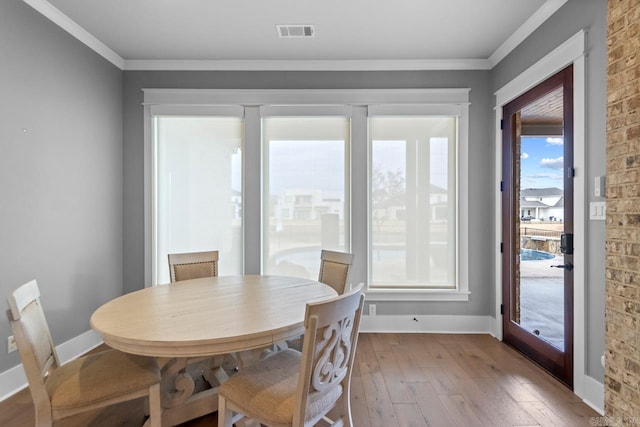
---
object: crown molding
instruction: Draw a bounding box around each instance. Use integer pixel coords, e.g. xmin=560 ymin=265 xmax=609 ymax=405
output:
xmin=23 ymin=0 xmax=125 ymax=69
xmin=24 ymin=0 xmax=564 ymax=72
xmin=124 ymin=59 xmax=491 ymax=71
xmin=489 ymin=0 xmax=568 ymax=67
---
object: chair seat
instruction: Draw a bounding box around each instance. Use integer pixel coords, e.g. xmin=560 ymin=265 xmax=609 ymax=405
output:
xmin=219 ymin=349 xmax=342 ymax=427
xmin=46 ymin=349 xmax=160 ymax=410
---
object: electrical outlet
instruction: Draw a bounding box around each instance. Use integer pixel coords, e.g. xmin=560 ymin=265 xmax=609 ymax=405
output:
xmin=7 ymin=335 xmax=17 ymax=353
xmin=369 ymin=304 xmax=376 ymax=316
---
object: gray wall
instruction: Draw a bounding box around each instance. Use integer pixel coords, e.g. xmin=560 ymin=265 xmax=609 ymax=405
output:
xmin=0 ymin=0 xmax=123 ymax=372
xmin=491 ymin=0 xmax=607 ymax=381
xmin=123 ymin=70 xmax=494 ymax=317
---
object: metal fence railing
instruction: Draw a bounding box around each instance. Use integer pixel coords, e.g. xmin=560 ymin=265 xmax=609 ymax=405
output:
xmin=520 ymin=227 xmax=562 ymax=239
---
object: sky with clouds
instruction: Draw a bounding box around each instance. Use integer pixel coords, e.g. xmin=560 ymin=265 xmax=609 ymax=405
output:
xmin=520 ymin=136 xmax=564 ymax=189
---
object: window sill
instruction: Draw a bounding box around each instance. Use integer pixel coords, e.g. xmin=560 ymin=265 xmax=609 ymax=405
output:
xmin=364 ymin=288 xmax=470 ymax=302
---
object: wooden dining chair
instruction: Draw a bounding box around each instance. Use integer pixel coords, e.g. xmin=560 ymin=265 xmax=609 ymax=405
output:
xmin=218 ymin=284 xmax=365 ymax=427
xmin=283 ymin=250 xmax=354 ymax=353
xmin=168 ymin=250 xmax=219 ymax=282
xmin=318 ymin=249 xmax=354 ymax=294
xmin=167 ymin=250 xmax=237 ymax=385
xmin=7 ymin=280 xmax=161 ymax=427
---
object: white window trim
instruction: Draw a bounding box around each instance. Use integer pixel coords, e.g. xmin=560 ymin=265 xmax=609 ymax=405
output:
xmin=142 ymin=88 xmax=470 ymax=107
xmin=143 ymin=88 xmax=470 ymax=302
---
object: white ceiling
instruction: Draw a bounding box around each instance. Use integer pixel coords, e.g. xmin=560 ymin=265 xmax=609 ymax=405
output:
xmin=25 ymin=0 xmax=567 ymax=70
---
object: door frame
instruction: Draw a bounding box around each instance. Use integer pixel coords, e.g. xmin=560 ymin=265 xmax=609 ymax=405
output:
xmin=493 ymin=30 xmax=586 ymax=396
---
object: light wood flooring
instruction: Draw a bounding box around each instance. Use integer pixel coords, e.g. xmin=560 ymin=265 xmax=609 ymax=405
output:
xmin=0 ymin=333 xmax=601 ymax=426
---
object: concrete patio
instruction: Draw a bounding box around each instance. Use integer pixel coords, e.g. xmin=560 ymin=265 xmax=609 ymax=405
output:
xmin=519 ymin=254 xmax=565 ymax=350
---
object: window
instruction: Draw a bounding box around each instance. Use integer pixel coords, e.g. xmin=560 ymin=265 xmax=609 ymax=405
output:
xmin=144 ymin=89 xmax=468 ymax=299
xmin=152 ymin=115 xmax=243 ymax=284
xmin=369 ymin=117 xmax=458 ymax=290
xmin=262 ymin=116 xmax=350 ymax=279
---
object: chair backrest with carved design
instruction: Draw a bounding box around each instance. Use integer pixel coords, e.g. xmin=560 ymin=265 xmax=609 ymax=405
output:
xmin=168 ymin=250 xmax=219 ymax=282
xmin=293 ymin=284 xmax=364 ymax=426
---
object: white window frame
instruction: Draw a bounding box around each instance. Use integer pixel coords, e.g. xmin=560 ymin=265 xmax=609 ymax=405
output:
xmin=143 ymin=88 xmax=469 ymax=301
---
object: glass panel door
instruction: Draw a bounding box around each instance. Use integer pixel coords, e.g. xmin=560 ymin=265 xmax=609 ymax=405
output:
xmin=502 ymin=65 xmax=574 ymax=387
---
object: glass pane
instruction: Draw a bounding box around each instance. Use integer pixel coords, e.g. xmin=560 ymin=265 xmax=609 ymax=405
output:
xmin=369 ymin=117 xmax=457 ymax=289
xmin=513 ymin=86 xmax=565 ymax=350
xmin=155 ymin=116 xmax=243 ymax=284
xmin=262 ymin=117 xmax=350 ymax=279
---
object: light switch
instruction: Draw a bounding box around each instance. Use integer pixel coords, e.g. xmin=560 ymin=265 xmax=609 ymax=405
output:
xmin=590 ymin=202 xmax=606 ymax=220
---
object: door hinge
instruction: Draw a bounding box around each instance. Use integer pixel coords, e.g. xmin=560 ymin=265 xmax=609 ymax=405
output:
xmin=500 ymin=242 xmax=504 ymax=253
xmin=500 ymin=304 xmax=504 ymax=315
xmin=500 ymin=181 xmax=504 ymax=192
xmin=567 ymin=167 xmax=575 ymax=178
xmin=500 ymin=119 xmax=504 ymax=130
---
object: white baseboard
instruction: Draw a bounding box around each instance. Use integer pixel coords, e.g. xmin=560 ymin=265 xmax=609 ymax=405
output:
xmin=0 ymin=330 xmax=103 ymax=402
xmin=360 ymin=314 xmax=492 ymax=333
xmin=0 ymin=362 xmax=29 ymax=402
xmin=581 ymin=375 xmax=605 ymax=415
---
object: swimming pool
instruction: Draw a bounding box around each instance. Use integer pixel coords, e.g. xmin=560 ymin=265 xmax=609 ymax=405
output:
xmin=520 ymin=248 xmax=555 ymax=261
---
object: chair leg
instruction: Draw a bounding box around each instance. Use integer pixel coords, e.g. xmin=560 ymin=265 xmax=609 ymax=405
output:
xmin=35 ymin=407 xmax=53 ymax=427
xmin=217 ymin=395 xmax=234 ymax=427
xmin=148 ymin=383 xmax=162 ymax=427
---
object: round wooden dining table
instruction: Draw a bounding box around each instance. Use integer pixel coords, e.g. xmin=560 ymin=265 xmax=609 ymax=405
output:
xmin=91 ymin=274 xmax=336 ymax=357
xmin=90 ymin=274 xmax=337 ymax=426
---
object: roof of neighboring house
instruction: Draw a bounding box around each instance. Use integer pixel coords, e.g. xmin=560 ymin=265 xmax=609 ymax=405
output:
xmin=520 ymin=198 xmax=549 ymax=208
xmin=520 ymin=195 xmax=564 ymax=208
xmin=521 ymin=187 xmax=563 ymax=197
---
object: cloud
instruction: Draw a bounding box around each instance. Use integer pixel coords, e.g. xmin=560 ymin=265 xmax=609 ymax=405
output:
xmin=540 ymin=156 xmax=564 ymax=169
xmin=525 ymin=172 xmax=562 ymax=181
xmin=521 ymin=152 xmax=529 ymax=159
xmin=546 ymin=137 xmax=564 ymax=145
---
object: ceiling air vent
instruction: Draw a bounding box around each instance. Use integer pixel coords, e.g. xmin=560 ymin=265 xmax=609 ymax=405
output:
xmin=276 ymin=24 xmax=315 ymax=38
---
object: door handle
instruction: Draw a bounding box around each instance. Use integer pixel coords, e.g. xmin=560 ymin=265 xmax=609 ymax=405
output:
xmin=551 ymin=263 xmax=573 ymax=271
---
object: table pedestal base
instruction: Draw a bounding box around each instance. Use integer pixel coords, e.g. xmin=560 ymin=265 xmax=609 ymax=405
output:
xmin=162 ymin=387 xmax=218 ymax=427
xmin=159 ymin=356 xmax=232 ymax=426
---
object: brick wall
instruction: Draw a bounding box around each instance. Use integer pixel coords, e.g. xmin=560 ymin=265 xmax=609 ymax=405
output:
xmin=606 ymin=0 xmax=640 ymax=420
